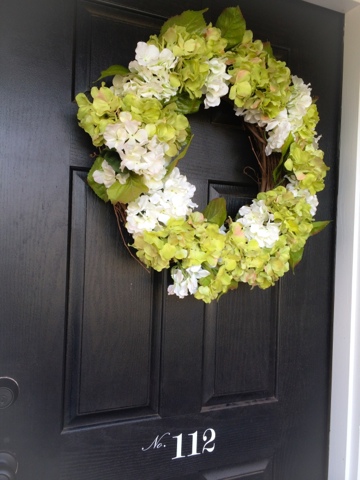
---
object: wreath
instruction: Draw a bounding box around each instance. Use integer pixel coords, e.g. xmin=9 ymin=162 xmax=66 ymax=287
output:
xmin=75 ymin=7 xmax=329 ymax=303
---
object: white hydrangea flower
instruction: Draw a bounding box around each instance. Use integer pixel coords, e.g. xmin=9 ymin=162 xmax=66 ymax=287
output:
xmin=264 ymin=109 xmax=292 ymax=155
xmin=104 ymin=112 xmax=147 ymax=151
xmin=286 ymin=176 xmax=319 ymax=216
xmin=203 ymin=57 xmax=231 ymax=109
xmin=167 ymin=269 xmax=188 ymax=298
xmin=111 ymin=41 xmax=179 ymax=101
xmin=141 ymin=173 xmax=166 ymax=192
xmin=93 ymin=160 xmax=117 ymax=188
xmin=125 ymin=167 xmax=197 ymax=236
xmin=237 ymin=199 xmax=280 ymax=248
xmin=159 ymin=167 xmax=197 ymax=217
xmin=111 ymin=42 xmax=179 ymax=101
xmin=122 ymin=67 xmax=178 ymax=101
xmin=288 ymin=75 xmax=312 ymax=128
xmin=133 ymin=42 xmax=177 ymax=71
xmin=235 ymin=107 xmax=266 ymax=125
xmin=306 ymin=194 xmax=319 ymax=216
xmin=104 ymin=112 xmax=169 ymax=181
xmin=312 ymin=134 xmax=322 ymax=150
xmin=168 ymin=265 xmax=210 ymax=298
xmin=115 ymin=171 xmax=129 ymax=184
xmin=125 ymin=195 xmax=160 ymax=233
xmin=92 ymin=159 xmax=129 ymax=188
xmin=111 ymin=74 xmax=158 ymax=99
xmin=112 ymin=73 xmax=135 ymax=95
xmin=121 ymin=135 xmax=168 ymax=179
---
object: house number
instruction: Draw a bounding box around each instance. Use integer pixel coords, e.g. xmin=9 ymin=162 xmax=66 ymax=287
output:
xmin=141 ymin=428 xmax=216 ymax=460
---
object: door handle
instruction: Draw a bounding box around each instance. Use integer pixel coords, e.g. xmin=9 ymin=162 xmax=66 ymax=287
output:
xmin=0 ymin=378 xmax=19 ymax=409
xmin=0 ymin=452 xmax=18 ymax=480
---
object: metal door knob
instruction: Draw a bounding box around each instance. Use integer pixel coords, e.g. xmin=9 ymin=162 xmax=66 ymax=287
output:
xmin=0 ymin=453 xmax=17 ymax=479
xmin=0 ymin=379 xmax=19 ymax=409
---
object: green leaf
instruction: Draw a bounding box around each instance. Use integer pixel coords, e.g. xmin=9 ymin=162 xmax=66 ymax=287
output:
xmin=311 ymin=220 xmax=331 ymax=236
xmin=96 ymin=65 xmax=129 ymax=81
xmin=281 ymin=133 xmax=294 ymax=158
xmin=263 ymin=42 xmax=274 ymax=58
xmin=203 ymin=198 xmax=227 ymax=227
xmin=160 ymin=9 xmax=208 ymax=36
xmin=87 ymin=156 xmax=110 ymax=203
xmin=166 ymin=135 xmax=194 ymax=176
xmin=272 ymin=133 xmax=294 ymax=184
xmin=272 ymin=157 xmax=285 ymax=185
xmin=289 ymin=247 xmax=304 ymax=273
xmin=215 ymin=6 xmax=246 ymax=49
xmin=107 ymin=173 xmax=148 ymax=205
xmin=173 ymin=94 xmax=202 ymax=115
xmin=102 ymin=149 xmax=122 ymax=173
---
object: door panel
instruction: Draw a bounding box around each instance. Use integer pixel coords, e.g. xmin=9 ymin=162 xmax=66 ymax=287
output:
xmin=200 ymin=458 xmax=273 ymax=480
xmin=0 ymin=0 xmax=343 ymax=479
xmin=64 ymin=170 xmax=161 ymax=427
xmin=202 ymin=285 xmax=278 ymax=406
xmin=73 ymin=1 xmax=164 ymax=96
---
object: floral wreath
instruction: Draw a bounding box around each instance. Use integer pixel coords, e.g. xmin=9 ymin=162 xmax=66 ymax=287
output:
xmin=76 ymin=7 xmax=329 ymax=303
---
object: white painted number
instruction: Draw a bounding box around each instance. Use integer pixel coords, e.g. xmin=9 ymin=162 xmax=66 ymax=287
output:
xmin=170 ymin=428 xmax=215 ymax=460
xmin=142 ymin=428 xmax=216 ymax=460
xmin=202 ymin=428 xmax=216 ymax=453
xmin=172 ymin=433 xmax=186 ymax=459
xmin=188 ymin=431 xmax=201 ymax=457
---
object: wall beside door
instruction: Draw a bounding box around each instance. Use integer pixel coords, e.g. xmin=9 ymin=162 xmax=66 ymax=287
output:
xmin=329 ymin=5 xmax=360 ymax=480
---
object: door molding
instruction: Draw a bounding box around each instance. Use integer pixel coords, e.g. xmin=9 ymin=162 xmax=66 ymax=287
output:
xmin=329 ymin=5 xmax=360 ymax=479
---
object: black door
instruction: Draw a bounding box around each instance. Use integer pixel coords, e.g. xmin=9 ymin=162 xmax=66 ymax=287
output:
xmin=0 ymin=0 xmax=343 ymax=479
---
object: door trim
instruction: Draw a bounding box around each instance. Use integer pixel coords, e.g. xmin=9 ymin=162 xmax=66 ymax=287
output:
xmin=329 ymin=5 xmax=360 ymax=479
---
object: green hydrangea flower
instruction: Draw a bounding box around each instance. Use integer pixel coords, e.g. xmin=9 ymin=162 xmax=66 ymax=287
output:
xmin=76 ymin=85 xmax=122 ymax=146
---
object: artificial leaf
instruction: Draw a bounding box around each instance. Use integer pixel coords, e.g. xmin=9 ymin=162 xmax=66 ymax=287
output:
xmin=203 ymin=198 xmax=227 ymax=227
xmin=311 ymin=220 xmax=330 ymax=236
xmin=96 ymin=65 xmax=129 ymax=81
xmin=87 ymin=156 xmax=109 ymax=203
xmin=263 ymin=42 xmax=274 ymax=58
xmin=215 ymin=6 xmax=246 ymax=49
xmin=166 ymin=135 xmax=194 ymax=176
xmin=174 ymin=94 xmax=202 ymax=115
xmin=272 ymin=157 xmax=285 ymax=185
xmin=281 ymin=133 xmax=294 ymax=158
xmin=289 ymin=247 xmax=304 ymax=272
xmin=272 ymin=133 xmax=294 ymax=184
xmin=160 ymin=9 xmax=208 ymax=36
xmin=107 ymin=173 xmax=148 ymax=205
xmin=102 ymin=149 xmax=122 ymax=173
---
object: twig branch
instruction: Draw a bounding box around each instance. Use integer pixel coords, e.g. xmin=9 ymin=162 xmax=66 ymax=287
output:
xmin=244 ymin=123 xmax=282 ymax=192
xmin=113 ymin=203 xmax=150 ymax=273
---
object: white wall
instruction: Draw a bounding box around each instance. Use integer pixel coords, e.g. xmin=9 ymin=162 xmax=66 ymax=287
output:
xmin=328 ymin=5 xmax=360 ymax=480
xmin=303 ymin=0 xmax=360 ymax=13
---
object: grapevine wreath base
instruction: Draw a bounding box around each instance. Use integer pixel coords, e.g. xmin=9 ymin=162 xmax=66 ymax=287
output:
xmin=76 ymin=7 xmax=329 ymax=303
